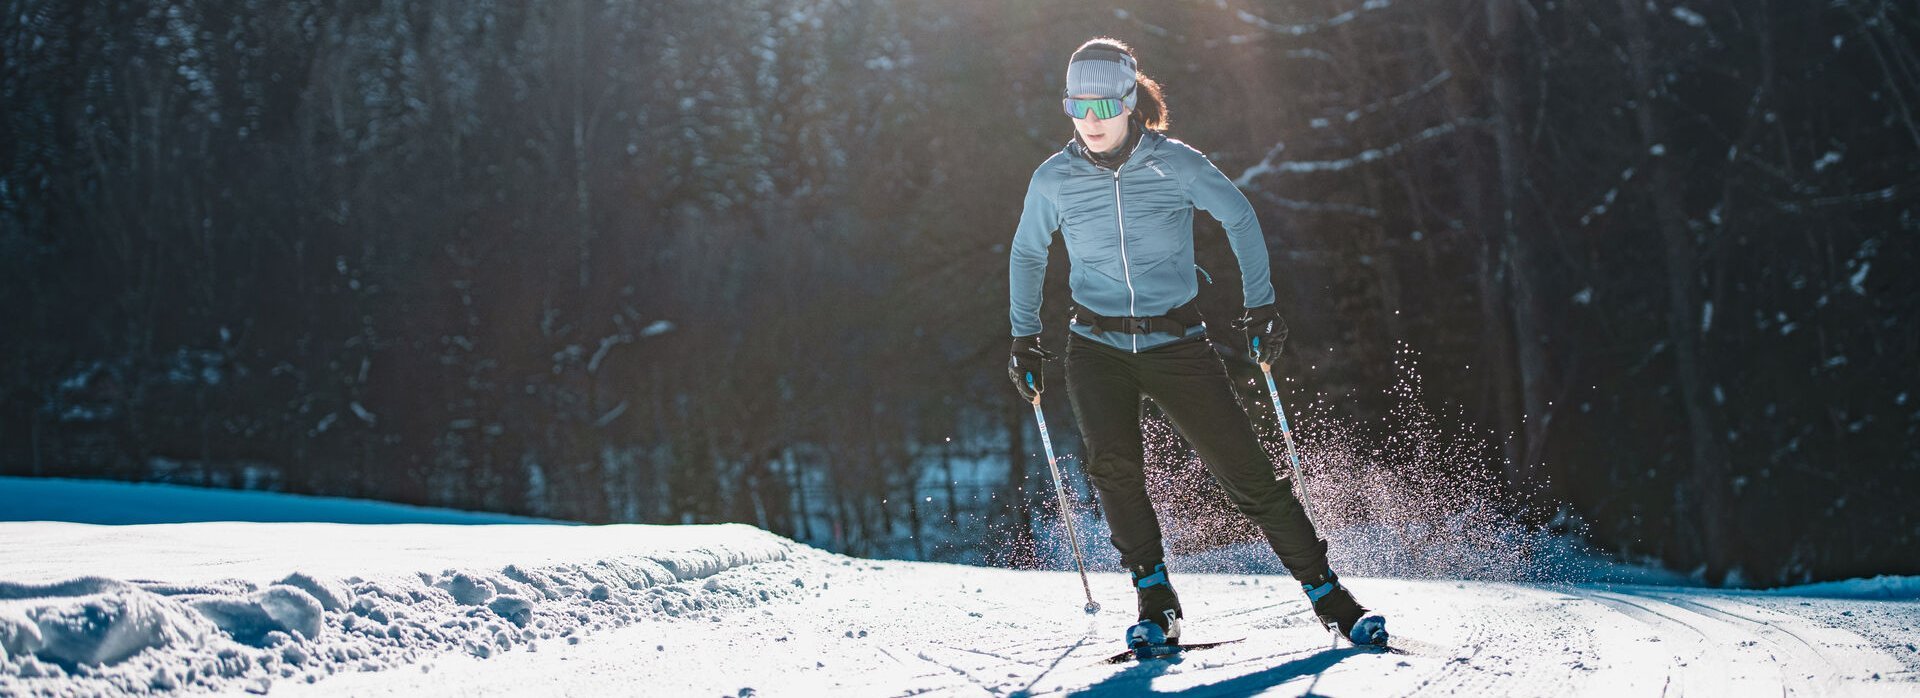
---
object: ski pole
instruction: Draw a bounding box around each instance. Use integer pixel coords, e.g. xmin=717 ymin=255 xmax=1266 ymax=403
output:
xmin=1031 ymin=395 xmax=1101 ymax=615
xmin=1258 ymin=361 xmax=1319 ymax=528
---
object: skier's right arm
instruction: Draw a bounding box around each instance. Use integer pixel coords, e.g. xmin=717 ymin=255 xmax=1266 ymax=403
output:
xmin=1008 ymin=164 xmax=1060 ymax=338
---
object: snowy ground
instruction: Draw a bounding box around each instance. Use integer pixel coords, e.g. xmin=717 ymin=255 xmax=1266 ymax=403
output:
xmin=3 ymin=478 xmax=1917 ymax=697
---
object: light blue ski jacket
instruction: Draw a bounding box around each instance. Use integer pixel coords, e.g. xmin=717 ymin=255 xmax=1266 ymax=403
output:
xmin=1009 ymin=130 xmax=1276 ymax=352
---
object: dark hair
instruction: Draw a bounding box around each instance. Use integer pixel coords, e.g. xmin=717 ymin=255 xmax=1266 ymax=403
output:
xmin=1073 ymin=37 xmax=1170 ymax=132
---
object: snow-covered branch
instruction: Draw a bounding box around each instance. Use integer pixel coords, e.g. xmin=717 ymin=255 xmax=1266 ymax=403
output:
xmin=1255 ymin=190 xmax=1381 ymax=218
xmin=1231 ymin=0 xmax=1398 ymax=37
xmin=1317 ymin=70 xmax=1453 ymax=128
xmin=1235 ymin=117 xmax=1490 ymax=186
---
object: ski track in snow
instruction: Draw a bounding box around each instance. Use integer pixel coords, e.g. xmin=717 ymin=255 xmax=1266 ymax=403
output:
xmin=260 ymin=560 xmax=1920 ymax=697
xmin=1 ymin=520 xmax=1916 ymax=697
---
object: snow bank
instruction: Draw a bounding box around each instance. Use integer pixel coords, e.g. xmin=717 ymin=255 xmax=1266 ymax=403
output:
xmin=0 ymin=578 xmax=213 ymax=669
xmin=0 ymin=521 xmax=810 ymax=697
xmin=1766 ymin=575 xmax=1920 ymax=600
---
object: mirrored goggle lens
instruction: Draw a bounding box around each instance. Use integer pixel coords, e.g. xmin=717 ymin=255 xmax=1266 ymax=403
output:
xmin=1063 ymin=97 xmax=1124 ymax=119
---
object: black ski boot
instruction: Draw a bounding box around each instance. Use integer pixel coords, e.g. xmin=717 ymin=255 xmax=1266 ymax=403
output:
xmin=1128 ymin=562 xmax=1183 ymax=652
xmin=1300 ymin=569 xmax=1387 ymax=646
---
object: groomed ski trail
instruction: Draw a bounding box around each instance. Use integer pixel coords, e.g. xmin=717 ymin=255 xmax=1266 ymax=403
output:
xmin=1 ymin=506 xmax=1912 ymax=697
xmin=271 ymin=559 xmax=1919 ymax=697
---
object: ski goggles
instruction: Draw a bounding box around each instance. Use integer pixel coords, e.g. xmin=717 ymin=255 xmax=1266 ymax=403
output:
xmin=1063 ymin=96 xmax=1126 ymax=120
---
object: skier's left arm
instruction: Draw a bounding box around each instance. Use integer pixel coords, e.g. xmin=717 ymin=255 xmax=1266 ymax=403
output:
xmin=1009 ymin=163 xmax=1062 ymax=338
xmin=1180 ymin=148 xmax=1276 ymax=309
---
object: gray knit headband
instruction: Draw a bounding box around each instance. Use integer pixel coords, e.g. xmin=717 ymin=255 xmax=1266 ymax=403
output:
xmin=1065 ymin=46 xmax=1139 ymax=108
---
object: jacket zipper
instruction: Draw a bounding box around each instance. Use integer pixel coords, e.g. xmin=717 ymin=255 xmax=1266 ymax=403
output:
xmin=1109 ymin=136 xmax=1144 ymax=353
xmin=1081 ymin=135 xmax=1147 ymax=353
xmin=1114 ymin=168 xmax=1136 ymax=353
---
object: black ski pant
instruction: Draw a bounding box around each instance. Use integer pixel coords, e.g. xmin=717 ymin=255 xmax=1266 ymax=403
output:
xmin=1065 ymin=333 xmax=1329 ymax=583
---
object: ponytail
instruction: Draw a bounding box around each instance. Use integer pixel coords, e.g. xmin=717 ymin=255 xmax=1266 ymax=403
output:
xmin=1133 ymin=73 xmax=1171 ymax=132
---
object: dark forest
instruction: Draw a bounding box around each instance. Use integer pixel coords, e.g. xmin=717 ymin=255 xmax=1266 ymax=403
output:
xmin=4 ymin=0 xmax=1916 ymax=587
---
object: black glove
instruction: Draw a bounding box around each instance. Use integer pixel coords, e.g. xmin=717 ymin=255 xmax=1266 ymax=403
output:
xmin=1233 ymin=305 xmax=1289 ymax=365
xmin=1007 ymin=336 xmax=1057 ymax=402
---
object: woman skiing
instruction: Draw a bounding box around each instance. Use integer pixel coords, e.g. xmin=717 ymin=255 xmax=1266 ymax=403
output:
xmin=1006 ymin=37 xmax=1387 ymax=650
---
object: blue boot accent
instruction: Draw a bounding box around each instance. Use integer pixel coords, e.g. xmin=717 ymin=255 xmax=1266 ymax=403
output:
xmin=1134 ymin=563 xmax=1169 ymax=590
xmin=1349 ymin=614 xmax=1389 ymax=646
xmin=1131 ymin=563 xmax=1182 ymax=644
xmin=1301 ymin=569 xmax=1340 ymax=602
xmin=1127 ymin=620 xmax=1181 ymax=658
xmin=1127 ymin=619 xmax=1168 ymax=647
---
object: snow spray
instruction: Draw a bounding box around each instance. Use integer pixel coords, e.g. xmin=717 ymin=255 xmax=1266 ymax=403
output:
xmin=1138 ymin=343 xmax=1608 ymax=583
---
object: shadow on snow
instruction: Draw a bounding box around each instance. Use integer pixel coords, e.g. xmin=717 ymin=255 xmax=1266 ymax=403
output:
xmin=1055 ymin=645 xmax=1375 ymax=697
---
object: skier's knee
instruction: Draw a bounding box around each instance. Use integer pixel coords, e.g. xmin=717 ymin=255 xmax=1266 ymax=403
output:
xmin=1220 ymin=476 xmax=1294 ymax=512
xmin=1082 ymin=452 xmax=1143 ymax=487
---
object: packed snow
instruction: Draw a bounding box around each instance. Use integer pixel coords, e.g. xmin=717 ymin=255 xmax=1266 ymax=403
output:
xmin=2 ymin=477 xmax=1916 ymax=696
